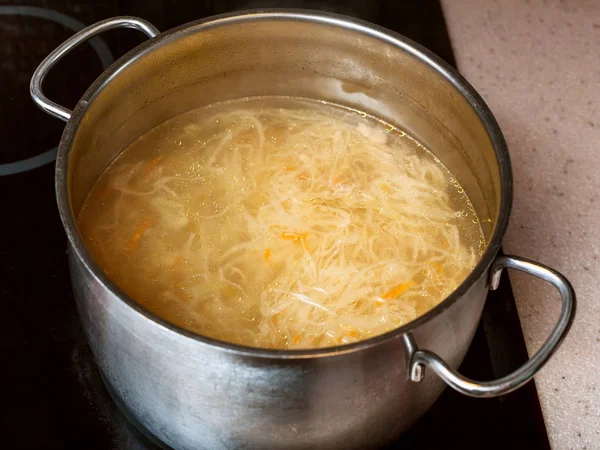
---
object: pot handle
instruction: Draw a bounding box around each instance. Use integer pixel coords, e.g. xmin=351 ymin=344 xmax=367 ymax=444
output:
xmin=30 ymin=16 xmax=160 ymax=122
xmin=405 ymin=254 xmax=575 ymax=398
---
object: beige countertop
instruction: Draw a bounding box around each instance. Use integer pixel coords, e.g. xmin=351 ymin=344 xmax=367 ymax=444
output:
xmin=441 ymin=0 xmax=600 ymax=447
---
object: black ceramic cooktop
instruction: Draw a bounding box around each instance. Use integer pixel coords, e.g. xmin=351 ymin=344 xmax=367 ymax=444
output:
xmin=1 ymin=1 xmax=550 ymax=449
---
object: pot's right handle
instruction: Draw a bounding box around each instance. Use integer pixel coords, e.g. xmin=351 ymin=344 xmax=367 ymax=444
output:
xmin=30 ymin=16 xmax=159 ymax=122
xmin=405 ymin=255 xmax=576 ymax=398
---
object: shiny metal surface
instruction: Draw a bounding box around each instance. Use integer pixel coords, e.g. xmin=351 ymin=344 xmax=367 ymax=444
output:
xmin=70 ymin=248 xmax=489 ymax=449
xmin=30 ymin=16 xmax=159 ymax=122
xmin=409 ymin=255 xmax=576 ymax=398
xmin=31 ymin=10 xmax=575 ymax=449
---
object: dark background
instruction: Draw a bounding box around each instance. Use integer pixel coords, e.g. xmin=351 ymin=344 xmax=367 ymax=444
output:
xmin=1 ymin=1 xmax=549 ymax=448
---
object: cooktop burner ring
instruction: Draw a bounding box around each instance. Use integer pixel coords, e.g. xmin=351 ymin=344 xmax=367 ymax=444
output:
xmin=0 ymin=5 xmax=113 ymax=176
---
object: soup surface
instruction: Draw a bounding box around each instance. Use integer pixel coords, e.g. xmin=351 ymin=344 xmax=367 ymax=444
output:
xmin=78 ymin=97 xmax=485 ymax=349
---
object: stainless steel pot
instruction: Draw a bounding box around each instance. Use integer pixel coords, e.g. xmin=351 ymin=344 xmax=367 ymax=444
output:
xmin=31 ymin=11 xmax=575 ymax=450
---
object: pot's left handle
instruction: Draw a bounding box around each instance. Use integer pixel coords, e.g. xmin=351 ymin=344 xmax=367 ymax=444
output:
xmin=30 ymin=16 xmax=160 ymax=122
xmin=404 ymin=254 xmax=575 ymax=398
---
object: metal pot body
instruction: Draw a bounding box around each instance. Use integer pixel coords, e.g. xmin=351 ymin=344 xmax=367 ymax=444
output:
xmin=32 ymin=11 xmax=575 ymax=450
xmin=70 ymin=249 xmax=488 ymax=449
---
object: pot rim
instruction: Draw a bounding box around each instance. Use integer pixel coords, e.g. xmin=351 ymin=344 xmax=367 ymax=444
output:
xmin=56 ymin=9 xmax=513 ymax=359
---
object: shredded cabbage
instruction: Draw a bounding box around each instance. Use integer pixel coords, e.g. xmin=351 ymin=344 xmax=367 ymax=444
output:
xmin=78 ymin=97 xmax=485 ymax=349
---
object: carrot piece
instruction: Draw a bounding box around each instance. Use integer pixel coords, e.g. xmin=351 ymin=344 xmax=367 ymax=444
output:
xmin=292 ymin=334 xmax=302 ymax=345
xmin=281 ymin=232 xmax=309 ymax=242
xmin=146 ymin=155 xmax=163 ymax=172
xmin=348 ymin=330 xmax=358 ymax=338
xmin=381 ymin=281 xmax=415 ymax=300
xmin=126 ymin=219 xmax=152 ymax=251
xmin=430 ymin=262 xmax=444 ymax=274
xmin=174 ymin=255 xmax=184 ymax=264
xmin=264 ymin=248 xmax=271 ymax=261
